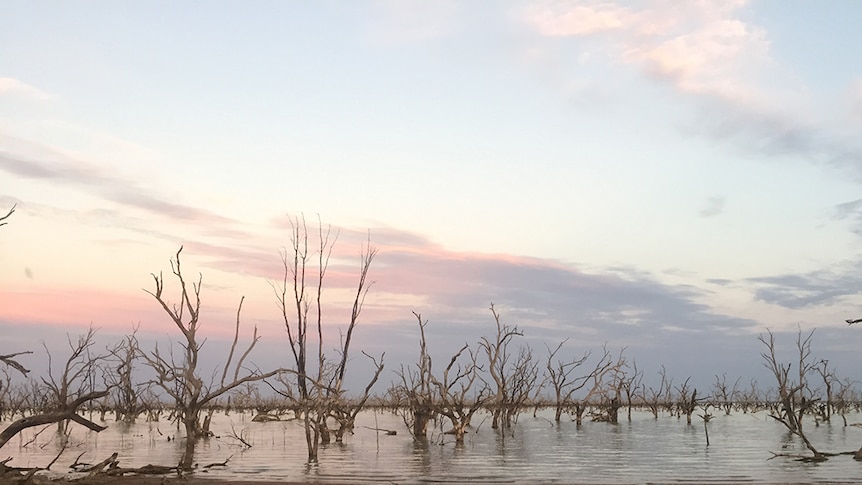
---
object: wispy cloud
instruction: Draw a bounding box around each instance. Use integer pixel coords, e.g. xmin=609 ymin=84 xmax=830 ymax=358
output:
xmin=832 ymin=199 xmax=862 ymax=236
xmin=173 ymin=218 xmax=761 ymax=347
xmin=746 ymin=261 xmax=862 ymax=309
xmin=0 ymin=77 xmax=54 ymax=101
xmin=0 ymin=151 xmax=235 ymax=225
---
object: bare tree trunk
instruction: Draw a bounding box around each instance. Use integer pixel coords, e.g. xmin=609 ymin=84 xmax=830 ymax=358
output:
xmin=144 ymin=247 xmax=282 ymax=470
xmin=274 ymin=218 xmax=380 ymax=463
xmin=759 ymin=329 xmax=824 ymax=460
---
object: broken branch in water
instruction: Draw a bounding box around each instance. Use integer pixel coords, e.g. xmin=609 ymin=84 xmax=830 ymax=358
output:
xmin=203 ymin=455 xmax=233 ymax=469
xmin=363 ymin=426 xmax=397 ymax=435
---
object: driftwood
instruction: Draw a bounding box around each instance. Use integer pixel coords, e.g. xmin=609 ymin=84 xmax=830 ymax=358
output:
xmin=0 ymin=457 xmax=42 ymax=483
xmin=251 ymin=413 xmax=280 ymax=422
xmin=202 ymin=455 xmax=232 ymax=469
xmin=69 ymin=452 xmax=237 ymax=478
xmin=0 ymin=457 xmax=33 ymax=475
xmin=82 ymin=452 xmax=119 ymax=476
xmin=75 ymin=453 xmax=179 ymax=476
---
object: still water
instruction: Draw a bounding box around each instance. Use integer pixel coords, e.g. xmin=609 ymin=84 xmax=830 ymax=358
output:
xmin=4 ymin=409 xmax=862 ymax=483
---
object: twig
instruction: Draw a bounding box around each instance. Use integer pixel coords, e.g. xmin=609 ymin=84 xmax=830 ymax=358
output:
xmin=22 ymin=425 xmax=51 ymax=448
xmin=203 ymin=455 xmax=233 ymax=469
xmin=228 ymin=423 xmax=252 ymax=448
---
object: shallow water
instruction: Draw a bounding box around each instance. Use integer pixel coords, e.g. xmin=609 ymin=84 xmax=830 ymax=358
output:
xmin=4 ymin=409 xmax=862 ymax=483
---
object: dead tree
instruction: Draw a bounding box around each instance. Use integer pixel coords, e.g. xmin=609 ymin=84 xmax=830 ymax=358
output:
xmin=1 ymin=331 xmax=108 ymax=449
xmin=273 ymin=216 xmax=381 ymax=463
xmin=41 ymin=326 xmax=107 ymax=434
xmin=618 ymin=360 xmax=642 ymax=422
xmin=395 ymin=312 xmax=437 ymax=438
xmin=143 ymin=247 xmax=281 ymax=470
xmin=812 ymin=359 xmax=836 ymax=423
xmin=598 ymin=356 xmax=631 ymax=424
xmin=480 ymin=304 xmax=528 ymax=431
xmin=431 ymin=343 xmax=487 ymax=444
xmin=712 ymin=374 xmax=741 ymax=415
xmin=570 ymin=345 xmax=625 ymax=425
xmin=105 ymin=328 xmax=147 ymax=423
xmin=674 ymin=377 xmax=701 ymax=425
xmin=330 ymin=352 xmax=385 ymax=442
xmin=641 ymin=366 xmax=672 ymax=419
xmin=759 ymin=328 xmax=824 ymax=460
xmin=544 ymin=339 xmax=591 ymax=423
xmin=325 ymin=232 xmax=383 ymax=443
xmin=737 ymin=379 xmax=762 ymax=413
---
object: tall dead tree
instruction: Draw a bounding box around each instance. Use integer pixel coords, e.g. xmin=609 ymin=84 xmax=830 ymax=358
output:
xmin=144 ymin=247 xmax=281 ymax=470
xmin=273 ymin=216 xmax=381 ymax=463
xmin=395 ymin=312 xmax=437 ymax=438
xmin=480 ymin=304 xmax=528 ymax=431
xmin=759 ymin=328 xmax=823 ymax=460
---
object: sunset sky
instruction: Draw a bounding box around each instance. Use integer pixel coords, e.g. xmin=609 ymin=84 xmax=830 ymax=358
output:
xmin=2 ymin=1 xmax=862 ymax=390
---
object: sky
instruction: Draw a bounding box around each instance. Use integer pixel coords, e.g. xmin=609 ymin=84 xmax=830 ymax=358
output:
xmin=2 ymin=0 xmax=862 ymax=394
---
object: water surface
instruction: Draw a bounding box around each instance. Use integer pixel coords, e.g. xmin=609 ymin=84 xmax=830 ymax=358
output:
xmin=4 ymin=409 xmax=862 ymax=483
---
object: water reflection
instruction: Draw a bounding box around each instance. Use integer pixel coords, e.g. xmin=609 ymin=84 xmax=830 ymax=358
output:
xmin=3 ymin=409 xmax=862 ymax=483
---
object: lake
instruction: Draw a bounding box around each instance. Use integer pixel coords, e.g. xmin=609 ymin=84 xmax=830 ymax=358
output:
xmin=4 ymin=408 xmax=862 ymax=483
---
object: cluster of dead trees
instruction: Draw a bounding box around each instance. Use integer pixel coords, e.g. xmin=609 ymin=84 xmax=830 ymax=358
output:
xmin=756 ymin=326 xmax=862 ymax=462
xmin=1 ymin=209 xmax=387 ymax=473
xmin=4 ymin=204 xmax=862 ymax=474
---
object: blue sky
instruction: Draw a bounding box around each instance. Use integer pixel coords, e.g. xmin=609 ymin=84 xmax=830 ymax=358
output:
xmin=2 ymin=1 xmax=862 ymax=390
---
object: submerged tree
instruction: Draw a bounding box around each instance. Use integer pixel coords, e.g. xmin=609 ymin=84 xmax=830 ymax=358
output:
xmin=143 ymin=247 xmax=281 ymax=470
xmin=480 ymin=304 xmax=538 ymax=431
xmin=759 ymin=328 xmax=823 ymax=460
xmin=712 ymin=374 xmax=741 ymax=416
xmin=105 ymin=327 xmax=148 ymax=423
xmin=395 ymin=312 xmax=437 ymax=438
xmin=1 ymin=329 xmax=108 ymax=449
xmin=544 ymin=339 xmax=591 ymax=423
xmin=273 ymin=216 xmax=382 ymax=463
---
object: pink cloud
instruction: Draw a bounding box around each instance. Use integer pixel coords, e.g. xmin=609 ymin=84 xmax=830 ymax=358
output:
xmin=523 ymin=0 xmax=773 ymax=104
xmin=526 ymin=2 xmax=631 ymax=36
